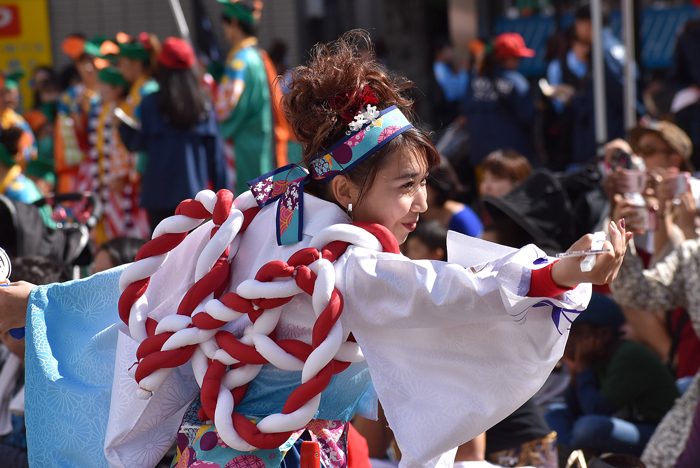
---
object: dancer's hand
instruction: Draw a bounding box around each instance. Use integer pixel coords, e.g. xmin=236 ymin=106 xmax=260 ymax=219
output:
xmin=0 ymin=282 xmax=34 ymax=333
xmin=551 ymin=219 xmax=632 ymax=288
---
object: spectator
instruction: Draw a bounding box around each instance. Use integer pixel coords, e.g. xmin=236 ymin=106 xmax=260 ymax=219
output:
xmin=482 ymin=170 xmax=576 ymax=254
xmin=568 ymin=2 xmax=645 ymax=165
xmin=93 ymin=237 xmax=147 ymax=273
xmin=462 ymin=33 xmax=537 ymax=166
xmin=670 ymin=2 xmax=700 ymax=169
xmin=404 ymin=220 xmax=447 ymax=261
xmin=119 ymin=38 xmax=228 ymax=232
xmin=545 ymin=294 xmax=679 ymax=457
xmin=479 ymin=149 xmax=532 ymax=198
xmin=431 ymin=37 xmax=468 ymax=128
xmin=215 ymin=0 xmax=272 ymax=193
xmin=610 ymin=236 xmax=700 ymax=467
xmin=543 ymin=26 xmax=589 ymax=171
xmin=423 ymin=162 xmax=483 ymax=238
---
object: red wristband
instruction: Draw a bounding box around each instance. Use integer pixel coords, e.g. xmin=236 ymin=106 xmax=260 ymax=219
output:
xmin=527 ymin=260 xmax=573 ymax=298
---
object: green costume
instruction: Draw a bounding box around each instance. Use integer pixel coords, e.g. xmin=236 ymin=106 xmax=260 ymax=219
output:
xmin=215 ymin=36 xmax=272 ymax=194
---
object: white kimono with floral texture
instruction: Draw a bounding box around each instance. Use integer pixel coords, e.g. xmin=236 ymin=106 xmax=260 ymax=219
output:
xmin=26 ymin=194 xmax=590 ymax=468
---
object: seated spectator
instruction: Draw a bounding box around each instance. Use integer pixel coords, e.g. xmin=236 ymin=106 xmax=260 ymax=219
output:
xmin=423 ymin=162 xmax=483 ymax=238
xmin=545 ymin=294 xmax=679 ymax=457
xmin=93 ymin=237 xmax=147 ymax=273
xmin=482 ymin=170 xmax=576 ymax=254
xmin=403 ymin=220 xmax=447 ymax=262
xmin=0 ymin=256 xmax=69 ymax=468
xmin=479 ymin=149 xmax=532 ymax=198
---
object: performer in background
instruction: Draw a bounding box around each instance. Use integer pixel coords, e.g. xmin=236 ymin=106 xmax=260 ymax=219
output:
xmin=216 ymin=0 xmax=273 ymax=193
xmin=54 ymin=35 xmax=106 ymax=193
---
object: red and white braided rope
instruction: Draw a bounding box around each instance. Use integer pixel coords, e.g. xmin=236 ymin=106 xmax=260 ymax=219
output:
xmin=118 ymin=189 xmax=399 ymax=450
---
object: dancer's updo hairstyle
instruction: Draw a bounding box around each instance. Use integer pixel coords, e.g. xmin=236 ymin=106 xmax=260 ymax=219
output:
xmin=283 ymin=30 xmax=440 ymax=203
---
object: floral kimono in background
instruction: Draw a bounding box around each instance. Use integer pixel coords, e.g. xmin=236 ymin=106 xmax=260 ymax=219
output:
xmin=54 ymin=83 xmax=100 ymax=193
xmin=78 ymin=99 xmax=150 ymax=245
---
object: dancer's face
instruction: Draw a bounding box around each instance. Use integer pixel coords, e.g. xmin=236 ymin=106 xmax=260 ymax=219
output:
xmin=350 ymin=149 xmax=429 ymax=245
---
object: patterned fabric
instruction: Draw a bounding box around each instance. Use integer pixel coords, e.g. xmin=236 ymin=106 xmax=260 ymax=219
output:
xmin=610 ymin=241 xmax=700 ymax=468
xmin=248 ymin=106 xmax=411 ymax=245
xmin=54 ymin=84 xmax=100 ymax=192
xmin=24 ymin=267 xmax=126 ymax=468
xmin=80 ymin=100 xmax=150 ymax=244
xmin=172 ymin=397 xmax=349 ymax=468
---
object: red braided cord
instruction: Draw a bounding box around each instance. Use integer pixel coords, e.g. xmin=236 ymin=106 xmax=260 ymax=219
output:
xmin=120 ymin=189 xmax=400 ymax=449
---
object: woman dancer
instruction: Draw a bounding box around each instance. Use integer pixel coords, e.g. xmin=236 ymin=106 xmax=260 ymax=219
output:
xmin=0 ymin=31 xmax=629 ymax=468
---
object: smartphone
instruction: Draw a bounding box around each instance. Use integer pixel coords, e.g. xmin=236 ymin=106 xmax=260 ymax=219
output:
xmin=673 ymin=172 xmax=691 ymax=196
xmin=618 ymin=170 xmax=648 ymax=194
xmin=627 ymin=205 xmax=657 ymax=232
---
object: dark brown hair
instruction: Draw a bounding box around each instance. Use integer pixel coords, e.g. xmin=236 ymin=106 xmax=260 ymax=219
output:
xmin=481 ymin=149 xmax=532 ymax=183
xmin=282 ymin=30 xmax=439 ymax=203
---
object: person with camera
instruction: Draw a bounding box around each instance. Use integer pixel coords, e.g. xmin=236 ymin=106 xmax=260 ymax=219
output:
xmin=608 ymin=122 xmax=700 ymax=468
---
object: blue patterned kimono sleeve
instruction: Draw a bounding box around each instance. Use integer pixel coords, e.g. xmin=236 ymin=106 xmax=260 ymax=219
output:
xmin=24 ymin=266 xmax=127 ymax=468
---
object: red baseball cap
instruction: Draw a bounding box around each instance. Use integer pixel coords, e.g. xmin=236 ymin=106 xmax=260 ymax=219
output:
xmin=494 ymin=33 xmax=535 ymax=59
xmin=157 ymin=37 xmax=196 ymax=70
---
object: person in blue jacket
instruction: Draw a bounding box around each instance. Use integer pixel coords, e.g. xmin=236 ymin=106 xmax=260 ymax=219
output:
xmin=119 ymin=38 xmax=229 ymax=232
xmin=462 ymin=33 xmax=537 ymax=166
xmin=565 ymin=3 xmax=645 ymax=165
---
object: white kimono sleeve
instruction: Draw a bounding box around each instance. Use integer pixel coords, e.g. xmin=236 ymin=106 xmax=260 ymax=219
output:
xmin=105 ymin=222 xmax=214 ymax=467
xmin=336 ymin=243 xmax=591 ymax=468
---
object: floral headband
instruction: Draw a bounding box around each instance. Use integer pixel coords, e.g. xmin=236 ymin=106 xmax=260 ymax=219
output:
xmin=249 ymin=105 xmax=413 ymax=245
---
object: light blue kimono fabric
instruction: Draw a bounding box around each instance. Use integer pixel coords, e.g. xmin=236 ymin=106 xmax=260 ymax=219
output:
xmin=25 ymin=266 xmax=126 ymax=468
xmin=23 ymin=266 xmax=375 ymax=467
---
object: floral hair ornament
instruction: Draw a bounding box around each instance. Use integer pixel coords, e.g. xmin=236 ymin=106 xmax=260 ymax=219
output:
xmin=249 ymin=105 xmax=413 ymax=245
xmin=330 ymin=85 xmax=379 ymax=128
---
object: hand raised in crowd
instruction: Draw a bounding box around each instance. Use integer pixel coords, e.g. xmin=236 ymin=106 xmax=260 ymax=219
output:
xmin=611 ymin=194 xmax=645 ymax=234
xmin=654 ymin=167 xmax=680 ymax=214
xmin=552 ymin=219 xmax=632 ymax=288
xmin=0 ymin=281 xmax=34 ymax=333
xmin=676 ymin=187 xmax=699 ymax=240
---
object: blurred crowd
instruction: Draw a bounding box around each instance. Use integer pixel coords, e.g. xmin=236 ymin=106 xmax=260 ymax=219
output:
xmin=3 ymin=0 xmax=700 ymax=467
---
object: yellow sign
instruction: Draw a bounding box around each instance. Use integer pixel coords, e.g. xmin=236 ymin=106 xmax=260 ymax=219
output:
xmin=0 ymin=0 xmax=52 ymax=111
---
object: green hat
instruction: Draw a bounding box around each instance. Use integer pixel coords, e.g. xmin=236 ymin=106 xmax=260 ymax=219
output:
xmin=118 ymin=41 xmax=150 ymax=62
xmin=84 ymin=36 xmax=107 ymax=57
xmin=2 ymin=69 xmax=25 ymax=91
xmin=219 ymin=0 xmax=260 ymax=24
xmin=25 ymin=138 xmax=55 ymax=184
xmin=98 ymin=66 xmax=129 ymax=88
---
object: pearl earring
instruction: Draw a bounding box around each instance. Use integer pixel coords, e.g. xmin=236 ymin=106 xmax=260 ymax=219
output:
xmin=347 ymin=203 xmax=353 ymax=220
